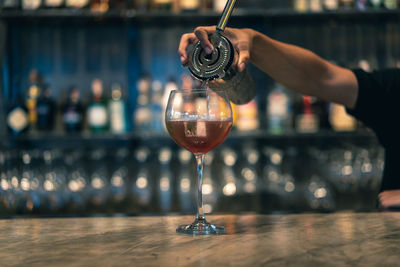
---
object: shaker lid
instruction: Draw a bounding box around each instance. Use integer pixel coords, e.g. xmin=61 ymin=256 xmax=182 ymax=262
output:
xmin=188 ymin=33 xmax=234 ymax=81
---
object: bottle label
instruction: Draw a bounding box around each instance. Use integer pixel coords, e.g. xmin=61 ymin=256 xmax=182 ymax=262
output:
xmin=7 ymin=107 xmax=29 ymax=132
xmin=63 ymin=108 xmax=81 ymax=125
xmin=22 ymin=0 xmax=41 ymax=9
xmin=45 ymin=0 xmax=63 ymax=6
xmin=180 ymin=0 xmax=199 ymax=9
xmin=324 ymin=0 xmax=339 ymax=9
xmin=88 ymin=105 xmax=108 ymax=127
xmin=296 ymin=114 xmax=319 ymax=133
xmin=110 ymin=101 xmax=126 ymax=133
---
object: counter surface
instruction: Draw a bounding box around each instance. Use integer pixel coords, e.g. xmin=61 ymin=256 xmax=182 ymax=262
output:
xmin=1 ymin=212 xmax=400 ymax=266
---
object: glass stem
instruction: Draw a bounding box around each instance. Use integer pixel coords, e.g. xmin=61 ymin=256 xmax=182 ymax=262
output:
xmin=195 ymin=153 xmax=205 ymax=221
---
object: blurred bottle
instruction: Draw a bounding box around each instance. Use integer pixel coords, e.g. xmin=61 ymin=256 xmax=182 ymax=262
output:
xmin=157 ymin=147 xmax=173 ymax=213
xmin=309 ymin=0 xmax=323 ymax=11
xmin=151 ymin=0 xmax=172 ymax=10
xmin=62 ymin=87 xmax=84 ymax=133
xmin=150 ymin=80 xmax=164 ymax=133
xmin=179 ymin=0 xmax=199 ymax=11
xmin=109 ymin=83 xmax=128 ymax=134
xmin=295 ymin=95 xmax=319 ymax=133
xmin=233 ymin=99 xmax=259 ymax=132
xmin=43 ymin=0 xmax=63 ymax=8
xmin=22 ymin=0 xmax=41 ymax=9
xmin=133 ymin=0 xmax=149 ymax=10
xmin=134 ymin=75 xmax=152 ymax=132
xmin=323 ymin=0 xmax=339 ymax=10
xmin=355 ymin=0 xmax=367 ymax=9
xmin=369 ymin=0 xmax=382 ymax=8
xmin=383 ymin=0 xmax=396 ymax=9
xmin=25 ymin=69 xmax=42 ymax=132
xmin=340 ymin=0 xmax=354 ymax=9
xmin=65 ymin=0 xmax=89 ymax=8
xmin=162 ymin=77 xmax=178 ymax=114
xmin=266 ymin=83 xmax=292 ymax=134
xmin=90 ymin=0 xmax=108 ymax=12
xmin=36 ymin=86 xmax=56 ymax=132
xmin=294 ymin=0 xmax=309 ymax=12
xmin=213 ymin=0 xmax=225 ymax=12
xmin=87 ymin=79 xmax=109 ymax=133
xmin=7 ymin=94 xmax=29 ymax=136
xmin=1 ymin=0 xmax=20 ymax=9
xmin=329 ymin=103 xmax=356 ymax=131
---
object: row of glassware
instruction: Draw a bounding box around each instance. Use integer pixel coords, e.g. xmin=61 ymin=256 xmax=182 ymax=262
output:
xmin=0 ymin=142 xmax=384 ymax=215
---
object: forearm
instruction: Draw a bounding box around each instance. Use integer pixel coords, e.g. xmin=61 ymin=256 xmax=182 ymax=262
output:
xmin=248 ymin=29 xmax=357 ymax=108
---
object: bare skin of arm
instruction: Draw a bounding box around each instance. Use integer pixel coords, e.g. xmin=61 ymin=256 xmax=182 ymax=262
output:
xmin=178 ymin=26 xmax=358 ymax=109
xmin=179 ymin=26 xmax=399 ymax=209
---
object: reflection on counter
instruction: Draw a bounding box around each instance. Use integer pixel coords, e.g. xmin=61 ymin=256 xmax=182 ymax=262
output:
xmin=0 ymin=142 xmax=383 ymax=216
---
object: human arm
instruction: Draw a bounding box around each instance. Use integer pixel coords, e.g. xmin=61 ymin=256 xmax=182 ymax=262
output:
xmin=178 ymin=27 xmax=358 ymax=109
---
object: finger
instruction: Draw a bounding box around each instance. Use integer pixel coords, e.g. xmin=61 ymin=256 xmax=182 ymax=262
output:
xmin=178 ymin=33 xmax=198 ymax=65
xmin=235 ymin=41 xmax=251 ymax=72
xmin=194 ymin=26 xmax=216 ymax=54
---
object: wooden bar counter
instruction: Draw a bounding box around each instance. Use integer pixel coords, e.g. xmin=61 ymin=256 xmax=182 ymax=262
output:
xmin=1 ymin=212 xmax=400 ymax=266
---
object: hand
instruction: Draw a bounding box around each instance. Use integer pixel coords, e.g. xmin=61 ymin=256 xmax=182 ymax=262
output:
xmin=178 ymin=26 xmax=255 ymax=72
xmin=378 ymin=190 xmax=400 ymax=209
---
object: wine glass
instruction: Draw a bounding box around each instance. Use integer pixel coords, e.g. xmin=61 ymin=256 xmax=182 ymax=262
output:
xmin=165 ymin=88 xmax=233 ymax=235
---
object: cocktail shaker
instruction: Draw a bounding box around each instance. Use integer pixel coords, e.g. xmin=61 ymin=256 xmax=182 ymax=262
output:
xmin=187 ymin=0 xmax=256 ymax=105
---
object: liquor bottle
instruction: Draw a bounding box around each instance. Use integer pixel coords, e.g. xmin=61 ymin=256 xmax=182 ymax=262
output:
xmin=295 ymin=96 xmax=319 ymax=133
xmin=309 ymin=0 xmax=323 ymax=11
xmin=213 ymin=0 xmax=225 ymax=12
xmin=87 ymin=79 xmax=109 ymax=133
xmin=22 ymin=0 xmax=41 ymax=9
xmin=383 ymin=0 xmax=396 ymax=9
xmin=266 ymin=83 xmax=292 ymax=134
xmin=179 ymin=0 xmax=199 ymax=11
xmin=108 ymin=83 xmax=128 ymax=134
xmin=25 ymin=69 xmax=42 ymax=131
xmin=323 ymin=0 xmax=339 ymax=10
xmin=294 ymin=0 xmax=309 ymax=12
xmin=7 ymin=95 xmax=29 ymax=136
xmin=1 ymin=0 xmax=20 ymax=9
xmin=44 ymin=0 xmax=63 ymax=8
xmin=355 ymin=0 xmax=367 ymax=10
xmin=133 ymin=0 xmax=149 ymax=11
xmin=65 ymin=0 xmax=89 ymax=8
xmin=90 ymin=0 xmax=108 ymax=12
xmin=62 ymin=87 xmax=84 ymax=133
xmin=36 ymin=86 xmax=56 ymax=132
xmin=369 ymin=0 xmax=382 ymax=8
xmin=134 ymin=75 xmax=152 ymax=132
xmin=151 ymin=0 xmax=172 ymax=10
xmin=340 ymin=0 xmax=354 ymax=9
xmin=233 ymin=99 xmax=259 ymax=131
xmin=157 ymin=147 xmax=173 ymax=213
xmin=150 ymin=80 xmax=163 ymax=133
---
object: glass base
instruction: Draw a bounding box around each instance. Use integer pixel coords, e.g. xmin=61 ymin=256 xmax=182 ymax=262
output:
xmin=176 ymin=217 xmax=226 ymax=235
